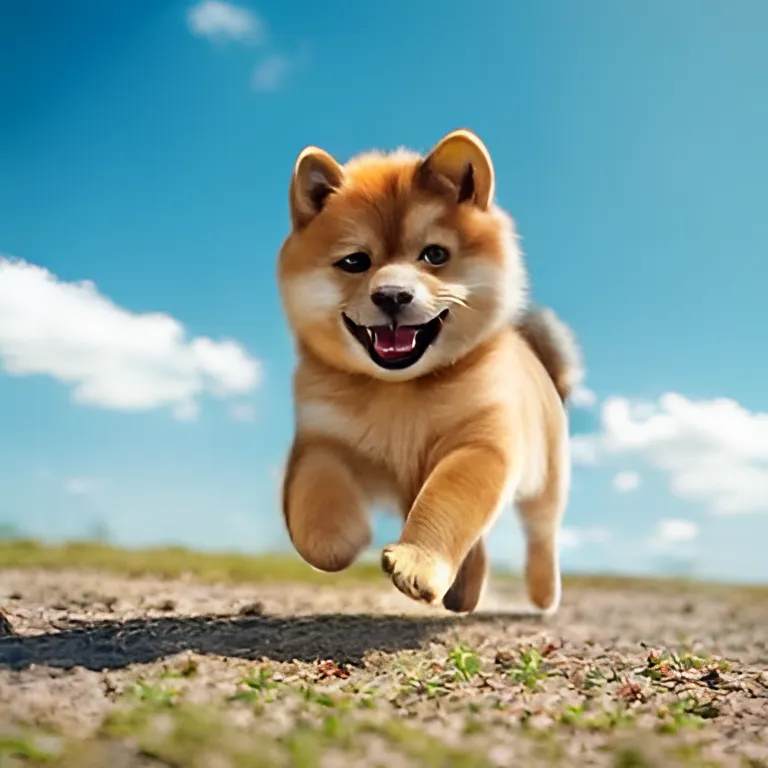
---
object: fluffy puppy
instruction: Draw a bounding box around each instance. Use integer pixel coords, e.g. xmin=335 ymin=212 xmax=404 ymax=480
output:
xmin=277 ymin=129 xmax=583 ymax=614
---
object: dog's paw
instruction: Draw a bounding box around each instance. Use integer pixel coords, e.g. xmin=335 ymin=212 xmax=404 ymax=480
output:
xmin=381 ymin=543 xmax=453 ymax=605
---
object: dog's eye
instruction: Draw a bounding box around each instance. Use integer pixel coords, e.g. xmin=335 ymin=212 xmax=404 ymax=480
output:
xmin=334 ymin=252 xmax=371 ymax=273
xmin=419 ymin=244 xmax=450 ymax=267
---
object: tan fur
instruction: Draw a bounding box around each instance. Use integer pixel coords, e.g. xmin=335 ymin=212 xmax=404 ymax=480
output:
xmin=277 ymin=129 xmax=582 ymax=614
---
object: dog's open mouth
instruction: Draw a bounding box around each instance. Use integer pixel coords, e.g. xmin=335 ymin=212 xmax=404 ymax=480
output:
xmin=342 ymin=310 xmax=449 ymax=370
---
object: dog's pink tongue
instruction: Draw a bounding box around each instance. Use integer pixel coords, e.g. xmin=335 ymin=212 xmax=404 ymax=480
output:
xmin=373 ymin=326 xmax=417 ymax=359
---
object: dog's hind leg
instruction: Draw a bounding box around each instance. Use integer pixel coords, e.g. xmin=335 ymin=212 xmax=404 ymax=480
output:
xmin=442 ymin=537 xmax=488 ymax=614
xmin=516 ymin=445 xmax=569 ymax=616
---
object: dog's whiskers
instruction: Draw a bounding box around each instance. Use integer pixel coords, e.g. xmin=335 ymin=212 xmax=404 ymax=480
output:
xmin=435 ymin=291 xmax=472 ymax=311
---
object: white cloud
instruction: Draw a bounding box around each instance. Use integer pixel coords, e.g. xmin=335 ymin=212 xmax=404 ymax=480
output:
xmin=229 ymin=402 xmax=256 ymax=422
xmin=648 ymin=518 xmax=700 ymax=558
xmin=174 ymin=401 xmax=201 ymax=422
xmin=571 ymin=385 xmax=597 ymax=409
xmin=0 ymin=256 xmax=262 ymax=420
xmin=65 ymin=477 xmax=98 ymax=495
xmin=656 ymin=518 xmax=699 ymax=544
xmin=188 ymin=3 xmax=307 ymax=93
xmin=559 ymin=526 xmax=612 ymax=549
xmin=570 ymin=434 xmax=599 ymax=465
xmin=252 ymin=53 xmax=291 ymax=92
xmin=572 ymin=393 xmax=768 ymax=515
xmin=612 ymin=470 xmax=640 ymax=493
xmin=187 ymin=0 xmax=263 ymax=43
xmin=252 ymin=44 xmax=309 ymax=92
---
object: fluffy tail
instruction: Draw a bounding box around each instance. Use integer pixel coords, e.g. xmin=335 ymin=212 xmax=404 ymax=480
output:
xmin=516 ymin=307 xmax=584 ymax=403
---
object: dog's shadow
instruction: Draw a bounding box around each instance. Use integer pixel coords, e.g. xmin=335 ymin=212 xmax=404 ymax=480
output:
xmin=0 ymin=608 xmax=541 ymax=672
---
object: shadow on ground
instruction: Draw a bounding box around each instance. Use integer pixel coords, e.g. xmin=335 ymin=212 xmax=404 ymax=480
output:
xmin=0 ymin=610 xmax=540 ymax=672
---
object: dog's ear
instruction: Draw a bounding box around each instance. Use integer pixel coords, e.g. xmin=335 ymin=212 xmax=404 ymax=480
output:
xmin=289 ymin=146 xmax=345 ymax=230
xmin=416 ymin=129 xmax=495 ymax=210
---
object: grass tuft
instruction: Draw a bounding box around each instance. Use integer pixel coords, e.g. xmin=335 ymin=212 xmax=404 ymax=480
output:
xmin=507 ymin=647 xmax=548 ymax=690
xmin=447 ymin=642 xmax=482 ymax=681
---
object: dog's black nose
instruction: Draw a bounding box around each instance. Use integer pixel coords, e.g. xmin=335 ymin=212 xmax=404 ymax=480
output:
xmin=370 ymin=286 xmax=414 ymax=318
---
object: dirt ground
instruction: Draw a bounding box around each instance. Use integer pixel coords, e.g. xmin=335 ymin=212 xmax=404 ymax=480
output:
xmin=0 ymin=568 xmax=767 ymax=767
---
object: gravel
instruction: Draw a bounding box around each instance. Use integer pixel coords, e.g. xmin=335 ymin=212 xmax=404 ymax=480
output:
xmin=0 ymin=568 xmax=766 ymax=767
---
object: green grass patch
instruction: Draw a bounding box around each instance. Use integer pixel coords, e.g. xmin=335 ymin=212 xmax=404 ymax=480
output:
xmin=506 ymin=647 xmax=548 ymax=690
xmin=642 ymin=651 xmax=731 ymax=682
xmin=612 ymin=746 xmax=656 ymax=768
xmin=561 ymin=574 xmax=768 ymax=601
xmin=557 ymin=703 xmax=636 ymax=731
xmin=362 ymin=720 xmax=493 ymax=768
xmin=395 ymin=643 xmax=487 ymax=699
xmin=1 ymin=538 xmax=766 ymax=598
xmin=447 ymin=642 xmax=482 ymax=681
xmin=656 ymin=697 xmax=720 ymax=734
xmin=96 ymin=698 xmax=495 ymax=768
xmin=129 ymin=679 xmax=179 ymax=708
xmin=0 ymin=734 xmax=62 ymax=762
xmin=0 ymin=539 xmax=383 ymax=585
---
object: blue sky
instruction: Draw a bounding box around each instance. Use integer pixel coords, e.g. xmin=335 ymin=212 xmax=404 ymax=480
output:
xmin=1 ymin=0 xmax=767 ymax=582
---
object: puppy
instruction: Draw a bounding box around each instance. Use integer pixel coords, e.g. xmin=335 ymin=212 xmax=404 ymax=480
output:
xmin=277 ymin=129 xmax=583 ymax=615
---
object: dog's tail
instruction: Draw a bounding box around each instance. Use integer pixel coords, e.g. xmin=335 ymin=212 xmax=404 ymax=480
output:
xmin=516 ymin=306 xmax=584 ymax=403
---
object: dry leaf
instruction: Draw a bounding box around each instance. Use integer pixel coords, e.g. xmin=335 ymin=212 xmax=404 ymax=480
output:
xmin=616 ymin=678 xmax=644 ymax=702
xmin=316 ymin=660 xmax=350 ymax=680
xmin=541 ymin=642 xmax=562 ymax=657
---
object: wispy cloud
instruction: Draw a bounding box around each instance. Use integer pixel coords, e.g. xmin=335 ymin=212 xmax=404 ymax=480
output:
xmin=571 ymin=385 xmax=597 ymax=409
xmin=656 ymin=518 xmax=699 ymax=544
xmin=648 ymin=518 xmax=699 ymax=562
xmin=559 ymin=526 xmax=612 ymax=549
xmin=572 ymin=393 xmax=768 ymax=515
xmin=187 ymin=1 xmax=263 ymax=43
xmin=229 ymin=402 xmax=257 ymax=422
xmin=187 ymin=3 xmax=307 ymax=92
xmin=0 ymin=255 xmax=262 ymax=421
xmin=252 ymin=42 xmax=310 ymax=93
xmin=64 ymin=477 xmax=99 ymax=496
xmin=645 ymin=518 xmax=701 ymax=576
xmin=612 ymin=470 xmax=640 ymax=493
xmin=173 ymin=401 xmax=201 ymax=422
xmin=251 ymin=53 xmax=291 ymax=92
xmin=570 ymin=435 xmax=599 ymax=465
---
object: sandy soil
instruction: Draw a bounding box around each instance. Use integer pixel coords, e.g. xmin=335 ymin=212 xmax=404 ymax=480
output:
xmin=0 ymin=569 xmax=766 ymax=767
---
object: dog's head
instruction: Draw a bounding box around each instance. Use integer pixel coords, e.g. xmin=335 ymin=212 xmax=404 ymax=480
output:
xmin=277 ymin=129 xmax=528 ymax=380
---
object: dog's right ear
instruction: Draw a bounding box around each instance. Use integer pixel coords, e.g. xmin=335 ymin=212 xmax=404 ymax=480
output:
xmin=289 ymin=146 xmax=345 ymax=230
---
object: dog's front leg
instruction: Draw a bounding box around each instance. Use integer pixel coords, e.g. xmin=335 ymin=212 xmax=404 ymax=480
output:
xmin=381 ymin=442 xmax=510 ymax=606
xmin=283 ymin=438 xmax=372 ymax=573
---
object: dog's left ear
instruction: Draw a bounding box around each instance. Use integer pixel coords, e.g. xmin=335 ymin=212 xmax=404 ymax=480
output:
xmin=416 ymin=129 xmax=495 ymax=210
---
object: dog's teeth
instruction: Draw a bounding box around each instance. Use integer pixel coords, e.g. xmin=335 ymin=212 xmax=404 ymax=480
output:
xmin=366 ymin=328 xmax=374 ymax=342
